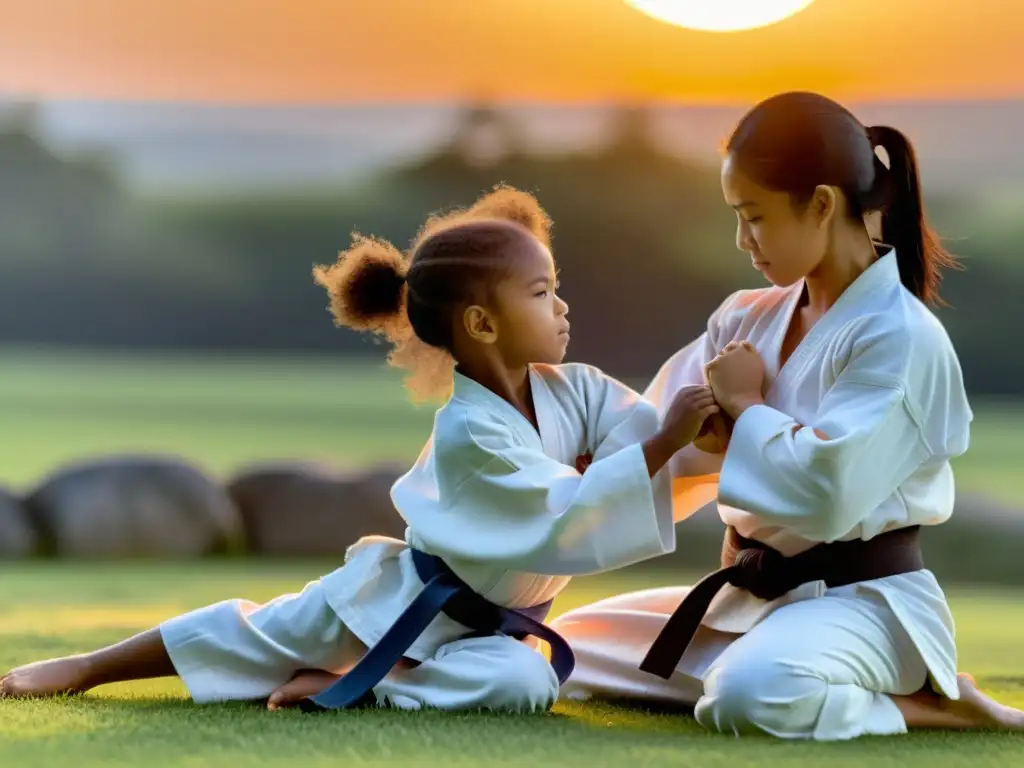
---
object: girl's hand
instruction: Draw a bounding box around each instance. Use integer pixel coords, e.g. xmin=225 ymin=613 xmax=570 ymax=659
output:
xmin=692 ymin=410 xmax=734 ymax=454
xmin=574 ymin=452 xmax=593 ymax=474
xmin=660 ymin=385 xmax=720 ymax=450
xmin=641 ymin=386 xmax=720 ymax=478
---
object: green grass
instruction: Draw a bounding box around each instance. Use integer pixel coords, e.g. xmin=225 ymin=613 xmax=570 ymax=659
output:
xmin=0 ymin=562 xmax=1022 ymax=767
xmin=1 ymin=350 xmax=1022 ymax=764
xmin=1 ymin=346 xmax=1022 ymax=505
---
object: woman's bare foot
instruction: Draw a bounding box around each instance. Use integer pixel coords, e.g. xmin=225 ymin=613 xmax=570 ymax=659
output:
xmin=0 ymin=656 xmax=95 ymax=699
xmin=952 ymin=673 xmax=1024 ymax=729
xmin=267 ymin=670 xmax=343 ymax=711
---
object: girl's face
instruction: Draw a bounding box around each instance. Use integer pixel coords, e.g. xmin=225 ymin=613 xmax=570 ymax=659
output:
xmin=721 ymin=153 xmax=835 ymax=288
xmin=460 ymin=236 xmax=570 ymax=368
xmin=491 ymin=239 xmax=571 ymax=367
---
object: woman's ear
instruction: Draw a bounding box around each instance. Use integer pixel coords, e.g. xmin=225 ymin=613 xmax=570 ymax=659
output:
xmin=810 ymin=185 xmax=838 ymax=227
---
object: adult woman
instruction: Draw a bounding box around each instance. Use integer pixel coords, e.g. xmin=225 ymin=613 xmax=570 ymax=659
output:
xmin=551 ymin=92 xmax=1024 ymax=739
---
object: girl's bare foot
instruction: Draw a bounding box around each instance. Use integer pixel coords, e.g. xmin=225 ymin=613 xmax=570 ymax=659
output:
xmin=267 ymin=670 xmax=343 ymax=711
xmin=0 ymin=656 xmax=95 ymax=698
xmin=952 ymin=673 xmax=1024 ymax=729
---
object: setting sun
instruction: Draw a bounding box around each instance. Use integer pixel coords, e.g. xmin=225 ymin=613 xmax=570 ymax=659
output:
xmin=0 ymin=0 xmax=1019 ymax=103
xmin=625 ymin=0 xmax=817 ymax=32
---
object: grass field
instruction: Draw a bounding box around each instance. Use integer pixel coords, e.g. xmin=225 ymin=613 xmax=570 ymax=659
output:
xmin=1 ymin=347 xmax=1023 ymax=764
xmin=0 ymin=562 xmax=1022 ymax=767
xmin=2 ymin=347 xmax=1023 ymax=505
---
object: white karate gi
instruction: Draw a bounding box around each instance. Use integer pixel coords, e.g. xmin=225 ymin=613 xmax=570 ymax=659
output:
xmin=161 ymin=363 xmax=677 ymax=711
xmin=553 ymin=250 xmax=974 ymax=740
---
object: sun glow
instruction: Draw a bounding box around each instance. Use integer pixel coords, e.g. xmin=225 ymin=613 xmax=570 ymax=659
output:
xmin=625 ymin=0 xmax=817 ymax=32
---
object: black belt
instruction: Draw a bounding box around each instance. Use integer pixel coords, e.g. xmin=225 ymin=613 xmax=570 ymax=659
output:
xmin=639 ymin=525 xmax=924 ymax=679
xmin=301 ymin=549 xmax=576 ymax=711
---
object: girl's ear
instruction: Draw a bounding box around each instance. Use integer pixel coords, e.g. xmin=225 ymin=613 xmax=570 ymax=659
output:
xmin=462 ymin=305 xmax=498 ymax=344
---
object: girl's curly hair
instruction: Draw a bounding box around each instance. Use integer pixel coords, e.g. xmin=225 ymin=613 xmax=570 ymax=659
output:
xmin=313 ymin=184 xmax=552 ymax=402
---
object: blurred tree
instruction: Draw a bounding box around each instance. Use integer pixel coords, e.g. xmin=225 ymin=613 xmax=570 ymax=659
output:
xmin=0 ymin=102 xmax=1020 ymax=393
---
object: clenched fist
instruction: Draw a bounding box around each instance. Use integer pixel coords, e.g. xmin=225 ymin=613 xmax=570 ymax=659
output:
xmin=705 ymin=341 xmax=767 ymax=419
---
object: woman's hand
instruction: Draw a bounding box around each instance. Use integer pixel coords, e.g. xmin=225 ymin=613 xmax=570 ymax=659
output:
xmin=705 ymin=341 xmax=767 ymax=419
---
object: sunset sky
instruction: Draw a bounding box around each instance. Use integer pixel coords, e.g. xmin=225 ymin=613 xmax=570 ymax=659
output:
xmin=2 ymin=0 xmax=1021 ymax=105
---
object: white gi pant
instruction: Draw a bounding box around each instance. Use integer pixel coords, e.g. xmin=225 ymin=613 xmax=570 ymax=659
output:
xmin=159 ymin=579 xmax=559 ymax=712
xmin=552 ymin=583 xmax=934 ymax=740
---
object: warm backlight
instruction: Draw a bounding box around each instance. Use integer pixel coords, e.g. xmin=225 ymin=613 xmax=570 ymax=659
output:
xmin=625 ymin=0 xmax=817 ymax=32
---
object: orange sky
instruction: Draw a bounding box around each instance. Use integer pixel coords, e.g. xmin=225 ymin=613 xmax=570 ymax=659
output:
xmin=2 ymin=0 xmax=1021 ymax=104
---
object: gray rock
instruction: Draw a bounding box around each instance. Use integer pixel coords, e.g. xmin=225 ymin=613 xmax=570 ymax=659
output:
xmin=227 ymin=461 xmax=407 ymax=557
xmin=0 ymin=487 xmax=38 ymax=558
xmin=25 ymin=455 xmax=243 ymax=558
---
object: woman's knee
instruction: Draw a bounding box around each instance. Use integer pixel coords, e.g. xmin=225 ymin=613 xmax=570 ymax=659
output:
xmin=695 ymin=656 xmax=829 ymax=738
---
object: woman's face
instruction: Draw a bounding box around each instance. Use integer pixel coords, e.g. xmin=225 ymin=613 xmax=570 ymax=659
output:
xmin=720 ymin=153 xmax=835 ymax=288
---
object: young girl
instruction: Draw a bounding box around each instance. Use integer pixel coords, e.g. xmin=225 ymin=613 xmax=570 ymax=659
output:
xmin=1 ymin=186 xmax=718 ymax=713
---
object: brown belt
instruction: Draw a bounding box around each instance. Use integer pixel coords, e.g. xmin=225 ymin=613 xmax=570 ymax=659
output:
xmin=638 ymin=525 xmax=924 ymax=679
